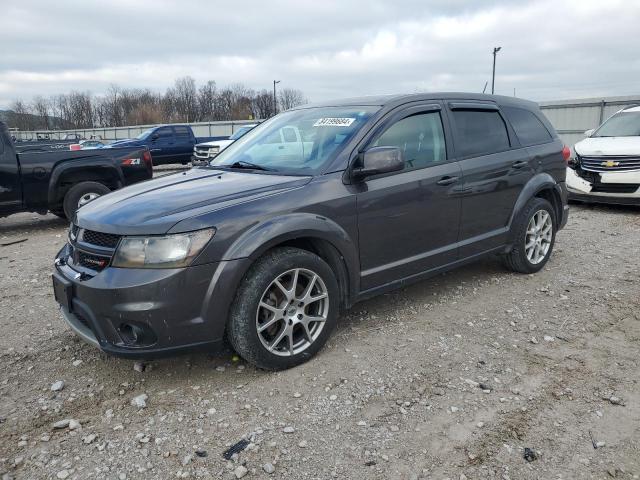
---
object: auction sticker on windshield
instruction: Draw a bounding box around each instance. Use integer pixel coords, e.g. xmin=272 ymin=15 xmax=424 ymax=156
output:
xmin=313 ymin=118 xmax=355 ymax=127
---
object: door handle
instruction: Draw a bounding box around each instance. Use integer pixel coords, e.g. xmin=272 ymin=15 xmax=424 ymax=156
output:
xmin=512 ymin=160 xmax=528 ymax=169
xmin=436 ymin=176 xmax=459 ymax=186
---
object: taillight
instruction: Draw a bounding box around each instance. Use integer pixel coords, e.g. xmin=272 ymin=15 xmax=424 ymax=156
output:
xmin=69 ymin=144 xmax=81 ymax=151
xmin=143 ymin=150 xmax=153 ymax=168
xmin=561 ymin=145 xmax=571 ymax=164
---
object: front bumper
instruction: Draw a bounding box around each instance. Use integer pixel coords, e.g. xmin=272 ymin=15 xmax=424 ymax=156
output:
xmin=567 ymin=167 xmax=640 ymax=206
xmin=53 ymin=244 xmax=249 ymax=358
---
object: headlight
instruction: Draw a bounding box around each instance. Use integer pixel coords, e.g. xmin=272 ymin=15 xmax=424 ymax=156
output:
xmin=111 ymin=229 xmax=215 ymax=268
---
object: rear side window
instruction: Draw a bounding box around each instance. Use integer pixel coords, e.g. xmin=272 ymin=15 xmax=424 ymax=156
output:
xmin=451 ymin=110 xmax=510 ymax=157
xmin=502 ymin=106 xmax=552 ymax=146
xmin=174 ymin=126 xmax=191 ymax=137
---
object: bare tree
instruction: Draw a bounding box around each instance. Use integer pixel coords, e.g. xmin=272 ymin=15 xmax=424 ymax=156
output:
xmin=278 ymin=88 xmax=307 ymax=111
xmin=172 ymin=76 xmax=198 ymax=122
xmin=253 ymin=89 xmax=275 ymax=119
xmin=31 ymin=96 xmax=50 ymax=129
xmin=4 ymin=79 xmax=308 ymax=131
xmin=197 ymin=81 xmax=217 ymax=121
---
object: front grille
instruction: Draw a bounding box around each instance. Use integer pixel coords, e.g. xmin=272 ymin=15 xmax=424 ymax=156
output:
xmin=77 ymin=251 xmax=110 ymax=271
xmin=591 ymin=183 xmax=640 ymax=194
xmin=81 ymin=229 xmax=121 ymax=248
xmin=580 ymin=155 xmax=640 ymax=173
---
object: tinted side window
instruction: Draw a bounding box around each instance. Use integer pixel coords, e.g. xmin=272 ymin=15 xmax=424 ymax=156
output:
xmin=502 ymin=106 xmax=552 ymax=146
xmin=451 ymin=110 xmax=510 ymax=157
xmin=373 ymin=112 xmax=446 ymax=171
xmin=157 ymin=127 xmax=173 ymax=138
xmin=174 ymin=126 xmax=191 ymax=137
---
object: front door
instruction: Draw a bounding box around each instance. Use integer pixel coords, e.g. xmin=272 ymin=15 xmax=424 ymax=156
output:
xmin=356 ymin=105 xmax=462 ymax=291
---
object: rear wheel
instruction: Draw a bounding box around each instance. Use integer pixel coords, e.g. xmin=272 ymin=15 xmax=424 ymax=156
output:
xmin=503 ymin=197 xmax=556 ymax=274
xmin=62 ymin=181 xmax=110 ymax=220
xmin=227 ymin=247 xmax=339 ymax=370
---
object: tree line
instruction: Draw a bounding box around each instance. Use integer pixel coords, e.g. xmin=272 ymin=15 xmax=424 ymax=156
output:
xmin=6 ymin=76 xmax=307 ymax=131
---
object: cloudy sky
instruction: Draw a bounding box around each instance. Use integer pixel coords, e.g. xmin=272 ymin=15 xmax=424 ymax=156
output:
xmin=1 ymin=0 xmax=638 ymax=108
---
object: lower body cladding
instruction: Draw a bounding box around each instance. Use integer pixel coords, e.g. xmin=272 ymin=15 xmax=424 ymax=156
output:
xmin=567 ymin=167 xmax=640 ymax=206
xmin=53 ymin=244 xmax=250 ymax=358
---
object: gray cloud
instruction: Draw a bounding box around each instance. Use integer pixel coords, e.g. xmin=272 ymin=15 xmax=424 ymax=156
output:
xmin=1 ymin=0 xmax=638 ymax=108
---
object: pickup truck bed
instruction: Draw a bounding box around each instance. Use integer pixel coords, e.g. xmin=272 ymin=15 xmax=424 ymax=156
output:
xmin=0 ymin=121 xmax=153 ymax=220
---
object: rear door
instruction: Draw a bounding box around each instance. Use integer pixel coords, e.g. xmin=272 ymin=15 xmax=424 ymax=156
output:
xmin=448 ymin=102 xmax=533 ymax=257
xmin=0 ymin=133 xmax=23 ymax=213
xmin=355 ymin=103 xmax=462 ymax=291
xmin=174 ymin=126 xmax=195 ymax=162
xmin=149 ymin=127 xmax=175 ymax=164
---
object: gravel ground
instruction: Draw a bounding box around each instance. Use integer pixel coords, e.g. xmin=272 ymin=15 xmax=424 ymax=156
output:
xmin=0 ymin=204 xmax=639 ymax=480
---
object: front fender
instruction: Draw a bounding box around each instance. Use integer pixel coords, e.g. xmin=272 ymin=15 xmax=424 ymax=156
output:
xmin=222 ymin=211 xmax=359 ymax=293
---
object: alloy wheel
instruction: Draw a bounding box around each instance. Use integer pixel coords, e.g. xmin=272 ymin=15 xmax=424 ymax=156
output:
xmin=256 ymin=268 xmax=329 ymax=357
xmin=525 ymin=209 xmax=553 ymax=264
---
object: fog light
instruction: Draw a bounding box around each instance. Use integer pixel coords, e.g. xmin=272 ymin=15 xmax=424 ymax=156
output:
xmin=118 ymin=323 xmax=145 ymax=345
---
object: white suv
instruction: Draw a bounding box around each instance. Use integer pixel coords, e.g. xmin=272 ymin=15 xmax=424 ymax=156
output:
xmin=567 ymin=105 xmax=640 ymax=205
xmin=192 ymin=124 xmax=258 ymax=164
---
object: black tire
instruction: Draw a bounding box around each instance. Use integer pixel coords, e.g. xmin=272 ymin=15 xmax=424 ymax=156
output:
xmin=227 ymin=247 xmax=340 ymax=370
xmin=503 ymin=197 xmax=556 ymax=274
xmin=50 ymin=209 xmax=67 ymax=219
xmin=62 ymin=181 xmax=110 ymax=220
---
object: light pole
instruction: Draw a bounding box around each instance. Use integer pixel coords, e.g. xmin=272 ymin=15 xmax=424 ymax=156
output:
xmin=273 ymin=80 xmax=281 ymax=115
xmin=491 ymin=47 xmax=501 ymax=94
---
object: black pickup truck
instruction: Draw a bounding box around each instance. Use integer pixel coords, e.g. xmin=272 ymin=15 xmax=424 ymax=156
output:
xmin=0 ymin=121 xmax=153 ymax=220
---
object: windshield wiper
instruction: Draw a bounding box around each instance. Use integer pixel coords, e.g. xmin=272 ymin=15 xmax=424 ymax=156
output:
xmin=227 ymin=160 xmax=274 ymax=172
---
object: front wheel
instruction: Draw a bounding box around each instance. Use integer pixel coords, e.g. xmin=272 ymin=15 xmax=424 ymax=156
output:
xmin=227 ymin=247 xmax=340 ymax=370
xmin=503 ymin=197 xmax=557 ymax=274
xmin=62 ymin=181 xmax=110 ymax=220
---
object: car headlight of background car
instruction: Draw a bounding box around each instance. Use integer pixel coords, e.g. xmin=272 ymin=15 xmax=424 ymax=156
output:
xmin=112 ymin=228 xmax=215 ymax=268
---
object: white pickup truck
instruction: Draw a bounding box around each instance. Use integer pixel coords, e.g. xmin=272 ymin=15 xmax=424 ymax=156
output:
xmin=568 ymin=105 xmax=640 ymax=206
xmin=192 ymin=124 xmax=258 ymax=164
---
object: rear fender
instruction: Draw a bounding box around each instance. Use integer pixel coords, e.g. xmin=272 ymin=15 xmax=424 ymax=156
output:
xmin=508 ymin=173 xmax=563 ymax=234
xmin=48 ymin=160 xmax=124 ymax=205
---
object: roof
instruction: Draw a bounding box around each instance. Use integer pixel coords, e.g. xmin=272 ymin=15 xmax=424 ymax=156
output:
xmin=295 ymin=92 xmax=538 ymax=110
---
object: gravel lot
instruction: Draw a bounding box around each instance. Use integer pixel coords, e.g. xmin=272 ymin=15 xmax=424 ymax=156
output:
xmin=1 ymin=204 xmax=639 ymax=480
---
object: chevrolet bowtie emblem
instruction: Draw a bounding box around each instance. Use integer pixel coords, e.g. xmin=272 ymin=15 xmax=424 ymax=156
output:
xmin=601 ymin=160 xmax=619 ymax=167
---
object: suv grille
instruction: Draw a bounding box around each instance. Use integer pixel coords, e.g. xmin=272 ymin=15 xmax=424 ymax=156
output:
xmin=580 ymin=155 xmax=640 ymax=173
xmin=591 ymin=183 xmax=640 ymax=194
xmin=81 ymin=229 xmax=121 ymax=248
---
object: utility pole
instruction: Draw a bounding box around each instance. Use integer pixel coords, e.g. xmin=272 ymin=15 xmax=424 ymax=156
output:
xmin=491 ymin=46 xmax=501 ymax=94
xmin=273 ymin=80 xmax=281 ymax=116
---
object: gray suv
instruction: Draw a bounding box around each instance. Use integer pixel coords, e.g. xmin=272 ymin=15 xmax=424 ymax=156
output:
xmin=53 ymin=93 xmax=570 ymax=370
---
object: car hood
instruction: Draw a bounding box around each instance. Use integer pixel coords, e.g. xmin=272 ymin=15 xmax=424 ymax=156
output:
xmin=196 ymin=139 xmax=233 ymax=148
xmin=76 ymin=167 xmax=311 ymax=235
xmin=575 ymin=136 xmax=640 ymax=156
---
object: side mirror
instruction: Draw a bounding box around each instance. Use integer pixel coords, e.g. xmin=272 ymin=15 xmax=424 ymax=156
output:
xmin=584 ymin=129 xmax=595 ymax=137
xmin=353 ymin=146 xmax=404 ymax=180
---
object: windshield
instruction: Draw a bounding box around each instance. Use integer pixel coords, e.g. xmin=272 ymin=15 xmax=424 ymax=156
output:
xmin=210 ymin=106 xmax=379 ymax=175
xmin=136 ymin=128 xmax=155 ymax=140
xmin=229 ymin=126 xmax=254 ymax=140
xmin=594 ymin=111 xmax=640 ymax=137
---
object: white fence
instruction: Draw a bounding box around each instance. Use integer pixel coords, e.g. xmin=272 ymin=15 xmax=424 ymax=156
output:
xmin=12 ymin=120 xmax=259 ymax=142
